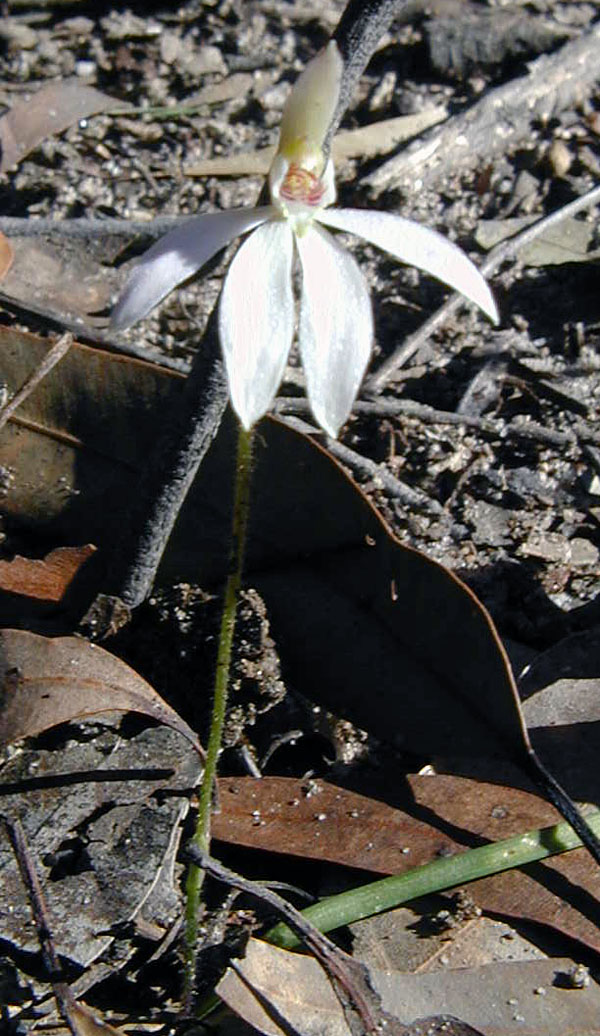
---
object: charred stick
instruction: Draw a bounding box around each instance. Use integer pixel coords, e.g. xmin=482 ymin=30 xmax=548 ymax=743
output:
xmin=276 ymin=396 xmax=576 ymax=449
xmin=0 ymin=291 xmax=189 ymax=371
xmin=81 ymin=314 xmax=229 ymax=635
xmin=368 ymin=182 xmax=600 ymax=390
xmin=284 ymin=414 xmax=444 ymax=516
xmin=184 ymin=844 xmax=384 ymax=1036
xmin=0 ymin=332 xmax=72 ymax=433
xmin=4 ymin=816 xmax=80 ymax=1036
xmin=366 ymin=22 xmax=600 ymax=194
xmin=0 ymin=215 xmax=189 ymax=239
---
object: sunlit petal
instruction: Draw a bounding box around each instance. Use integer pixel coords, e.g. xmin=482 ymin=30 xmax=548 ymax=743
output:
xmin=297 ymin=225 xmax=373 ymax=437
xmin=111 ymin=207 xmax=273 ymax=330
xmin=219 ymin=219 xmax=295 ymax=429
xmin=318 ymin=208 xmax=498 ymax=323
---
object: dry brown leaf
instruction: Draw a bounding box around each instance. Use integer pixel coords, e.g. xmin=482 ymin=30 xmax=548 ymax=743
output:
xmin=0 ymin=328 xmax=530 ymax=765
xmin=1 ymin=237 xmax=119 ymax=323
xmin=66 ymin=1001 xmax=124 ymax=1036
xmin=0 ymin=80 xmax=129 ymax=173
xmin=0 ymin=544 xmax=95 ymax=601
xmin=0 ymin=231 xmax=14 ymax=280
xmin=183 ymin=109 xmax=447 ymax=177
xmin=213 ymin=775 xmax=600 ymax=953
xmin=213 ymin=775 xmax=559 ymax=873
xmin=217 ymin=938 xmax=600 ymax=1036
xmin=0 ymin=628 xmax=201 ymax=753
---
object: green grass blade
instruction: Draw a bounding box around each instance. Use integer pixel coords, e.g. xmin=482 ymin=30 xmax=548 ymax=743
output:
xmin=267 ymin=809 xmax=600 ymax=950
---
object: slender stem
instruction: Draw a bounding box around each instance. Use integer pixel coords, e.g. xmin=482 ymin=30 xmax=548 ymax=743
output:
xmin=184 ymin=422 xmax=254 ymax=997
xmin=0 ymin=332 xmax=73 ymax=434
xmin=266 ymin=808 xmax=600 ymax=950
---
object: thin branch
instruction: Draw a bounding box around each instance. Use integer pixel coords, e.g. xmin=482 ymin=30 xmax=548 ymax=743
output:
xmin=480 ymin=182 xmax=600 ymax=278
xmin=4 ymin=816 xmax=78 ymax=1036
xmin=284 ymin=414 xmax=444 ymax=516
xmin=0 ymin=215 xmax=189 ymax=240
xmin=184 ymin=845 xmax=386 ymax=1036
xmin=368 ymin=182 xmax=600 ymax=391
xmin=0 ymin=291 xmax=190 ymax=372
xmin=365 ymin=21 xmax=600 ymax=193
xmin=276 ymin=396 xmax=576 ymax=449
xmin=0 ymin=332 xmax=72 ymax=433
xmin=525 ymin=748 xmax=600 ymax=869
xmin=81 ymin=315 xmax=229 ymax=632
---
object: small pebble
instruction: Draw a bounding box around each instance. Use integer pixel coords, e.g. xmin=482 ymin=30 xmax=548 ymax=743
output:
xmin=75 ymin=60 xmax=96 ymax=78
xmin=566 ymin=964 xmax=590 ymax=989
xmin=547 ymin=139 xmax=572 ymax=177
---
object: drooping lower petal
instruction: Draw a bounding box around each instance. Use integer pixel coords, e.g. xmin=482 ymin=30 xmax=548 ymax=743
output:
xmin=111 ymin=206 xmax=273 ymax=330
xmin=318 ymin=208 xmax=498 ymax=323
xmin=296 ymin=224 xmax=373 ymax=437
xmin=219 ymin=219 xmax=295 ymax=429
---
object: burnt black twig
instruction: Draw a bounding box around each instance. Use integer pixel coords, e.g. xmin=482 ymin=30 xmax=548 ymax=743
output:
xmin=184 ymin=844 xmax=387 ymax=1036
xmin=368 ymin=182 xmax=600 ymax=390
xmin=276 ymin=395 xmax=577 ymax=450
xmin=4 ymin=816 xmax=79 ymax=1035
xmin=329 ymin=1 xmax=418 ymax=144
xmin=0 ymin=215 xmax=189 ymax=239
xmin=0 ymin=289 xmax=190 ymax=370
xmin=525 ymin=750 xmax=600 ymax=868
xmin=283 ymin=413 xmax=444 ymax=516
xmin=82 ymin=313 xmax=229 ymax=633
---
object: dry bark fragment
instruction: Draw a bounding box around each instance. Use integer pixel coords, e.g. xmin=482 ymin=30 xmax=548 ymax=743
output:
xmin=366 ymin=22 xmax=600 ymax=193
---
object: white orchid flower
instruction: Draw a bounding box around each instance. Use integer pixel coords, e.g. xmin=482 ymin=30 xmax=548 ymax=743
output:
xmin=112 ymin=42 xmax=498 ymax=437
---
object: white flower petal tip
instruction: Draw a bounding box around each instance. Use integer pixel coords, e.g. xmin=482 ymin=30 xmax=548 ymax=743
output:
xmin=318 ymin=208 xmax=500 ymax=326
xmin=297 ymin=225 xmax=373 ymax=438
xmin=219 ymin=220 xmax=295 ymax=430
xmin=110 ymin=207 xmax=272 ymax=331
xmin=480 ymin=284 xmax=500 ymax=326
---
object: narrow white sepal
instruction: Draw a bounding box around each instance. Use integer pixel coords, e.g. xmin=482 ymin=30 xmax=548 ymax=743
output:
xmin=297 ymin=225 xmax=373 ymax=438
xmin=318 ymin=208 xmax=499 ymax=324
xmin=111 ymin=206 xmax=273 ymax=330
xmin=219 ymin=219 xmax=295 ymax=429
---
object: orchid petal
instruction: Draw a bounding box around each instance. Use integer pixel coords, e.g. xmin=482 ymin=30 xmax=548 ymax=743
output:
xmin=219 ymin=219 xmax=295 ymax=429
xmin=318 ymin=208 xmax=498 ymax=323
xmin=297 ymin=225 xmax=373 ymax=437
xmin=111 ymin=206 xmax=273 ymax=330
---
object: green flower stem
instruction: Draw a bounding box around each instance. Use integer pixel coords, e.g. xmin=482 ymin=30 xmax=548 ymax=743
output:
xmin=184 ymin=422 xmax=254 ymax=993
xmin=267 ymin=808 xmax=600 ymax=950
